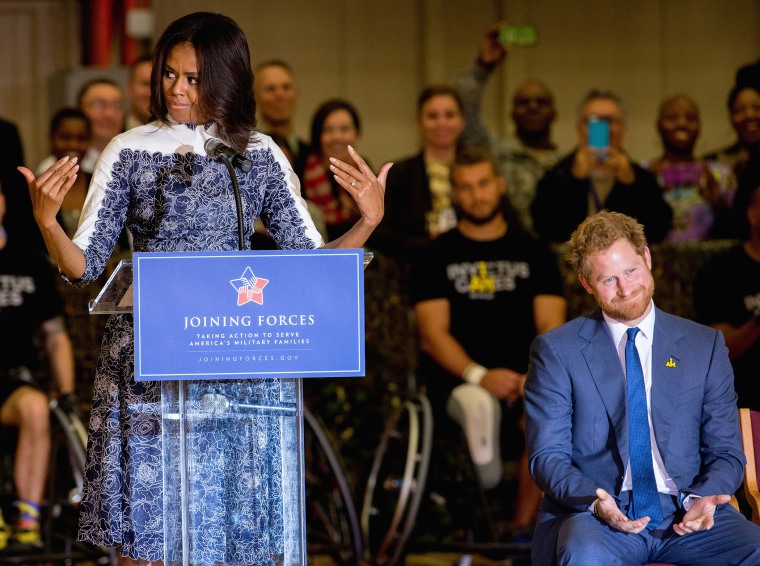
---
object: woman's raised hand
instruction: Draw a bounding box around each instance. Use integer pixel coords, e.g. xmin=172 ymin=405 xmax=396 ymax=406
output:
xmin=17 ymin=156 xmax=86 ymax=279
xmin=329 ymin=145 xmax=392 ymax=229
xmin=18 ymin=156 xmax=80 ymax=231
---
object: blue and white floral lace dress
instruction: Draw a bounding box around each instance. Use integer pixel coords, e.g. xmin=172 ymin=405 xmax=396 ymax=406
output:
xmin=72 ymin=120 xmax=323 ymax=563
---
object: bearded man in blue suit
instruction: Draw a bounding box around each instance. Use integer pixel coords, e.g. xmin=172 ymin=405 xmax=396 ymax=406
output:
xmin=525 ymin=211 xmax=760 ymax=566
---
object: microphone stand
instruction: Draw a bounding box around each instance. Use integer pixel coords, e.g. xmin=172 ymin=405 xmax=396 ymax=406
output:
xmin=219 ymin=156 xmax=246 ymax=251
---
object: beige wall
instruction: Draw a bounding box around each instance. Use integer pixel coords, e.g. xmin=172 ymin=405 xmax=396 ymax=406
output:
xmin=0 ymin=0 xmax=81 ymax=167
xmin=2 ymin=0 xmax=759 ymax=169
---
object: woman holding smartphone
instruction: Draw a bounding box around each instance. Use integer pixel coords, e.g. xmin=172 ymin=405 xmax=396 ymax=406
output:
xmin=646 ymin=94 xmax=736 ymax=241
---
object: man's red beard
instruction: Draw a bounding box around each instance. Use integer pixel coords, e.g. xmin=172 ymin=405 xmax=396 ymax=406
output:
xmin=596 ymin=278 xmax=655 ymax=322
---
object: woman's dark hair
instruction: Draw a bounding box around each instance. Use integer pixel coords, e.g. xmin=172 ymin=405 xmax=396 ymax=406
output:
xmin=309 ymin=99 xmax=361 ymax=154
xmin=417 ymin=84 xmax=463 ymax=115
xmin=150 ymin=12 xmax=256 ymax=152
xmin=727 ymin=84 xmax=760 ymax=112
xmin=736 ymin=58 xmax=760 ymax=92
xmin=49 ymin=107 xmax=91 ymax=137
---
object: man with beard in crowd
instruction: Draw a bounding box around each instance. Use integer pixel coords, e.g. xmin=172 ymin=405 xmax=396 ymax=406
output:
xmin=412 ymin=147 xmax=566 ymax=533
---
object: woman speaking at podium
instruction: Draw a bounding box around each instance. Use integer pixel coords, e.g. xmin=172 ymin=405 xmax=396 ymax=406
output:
xmin=20 ymin=11 xmax=391 ymax=566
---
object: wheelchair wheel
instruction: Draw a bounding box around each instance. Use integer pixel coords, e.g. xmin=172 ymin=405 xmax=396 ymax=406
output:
xmin=361 ymin=393 xmax=433 ymax=566
xmin=44 ymin=402 xmax=116 ymax=564
xmin=304 ymin=405 xmax=363 ymax=566
xmin=48 ymin=402 xmax=87 ymax=507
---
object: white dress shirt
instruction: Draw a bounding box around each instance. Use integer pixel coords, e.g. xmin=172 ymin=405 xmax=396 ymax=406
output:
xmin=603 ymin=302 xmax=679 ymax=497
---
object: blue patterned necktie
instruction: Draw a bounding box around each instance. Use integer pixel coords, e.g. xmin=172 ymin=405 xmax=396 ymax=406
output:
xmin=626 ymin=327 xmax=663 ymax=529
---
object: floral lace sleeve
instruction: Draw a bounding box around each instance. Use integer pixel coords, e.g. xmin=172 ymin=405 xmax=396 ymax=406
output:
xmin=258 ymin=139 xmax=323 ymax=250
xmin=68 ymin=137 xmax=132 ymax=285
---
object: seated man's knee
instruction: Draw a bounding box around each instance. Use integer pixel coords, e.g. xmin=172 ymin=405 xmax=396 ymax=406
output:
xmin=556 ymin=514 xmax=608 ymax=565
xmin=446 ymin=384 xmax=502 ymax=490
xmin=13 ymin=388 xmax=50 ymax=432
xmin=556 ymin=513 xmax=644 ymax=565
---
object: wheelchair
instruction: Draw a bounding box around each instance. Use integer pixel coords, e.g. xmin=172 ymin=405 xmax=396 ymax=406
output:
xmin=360 ymin=385 xmax=533 ymax=566
xmin=304 ymin=403 xmax=363 ymax=566
xmin=0 ymin=380 xmax=115 ymax=565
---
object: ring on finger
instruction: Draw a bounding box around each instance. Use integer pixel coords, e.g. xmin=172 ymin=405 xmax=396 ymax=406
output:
xmin=350 ymin=177 xmax=357 ymax=187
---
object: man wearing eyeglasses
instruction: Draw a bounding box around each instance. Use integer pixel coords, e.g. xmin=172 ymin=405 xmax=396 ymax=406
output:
xmin=531 ymin=90 xmax=672 ymax=245
xmin=36 ymin=78 xmax=125 ymax=176
xmin=76 ymin=78 xmax=125 ymax=173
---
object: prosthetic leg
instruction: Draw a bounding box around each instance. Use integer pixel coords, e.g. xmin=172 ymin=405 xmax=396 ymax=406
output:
xmin=446 ymin=384 xmax=502 ymax=490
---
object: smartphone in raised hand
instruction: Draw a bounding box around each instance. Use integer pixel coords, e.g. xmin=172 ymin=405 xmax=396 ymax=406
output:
xmin=587 ymin=116 xmax=610 ymax=159
xmin=498 ymin=25 xmax=538 ymax=47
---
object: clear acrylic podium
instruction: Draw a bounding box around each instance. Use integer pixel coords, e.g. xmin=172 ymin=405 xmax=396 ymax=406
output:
xmin=90 ymin=253 xmax=371 ymax=566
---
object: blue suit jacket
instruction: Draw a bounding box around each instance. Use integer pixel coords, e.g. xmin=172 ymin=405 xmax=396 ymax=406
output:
xmin=524 ymin=306 xmax=745 ymax=566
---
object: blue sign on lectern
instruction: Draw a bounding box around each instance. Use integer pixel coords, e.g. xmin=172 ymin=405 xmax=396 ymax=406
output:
xmin=132 ymin=249 xmax=366 ymax=380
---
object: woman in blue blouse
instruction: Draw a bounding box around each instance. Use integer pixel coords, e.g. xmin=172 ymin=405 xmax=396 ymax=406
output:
xmin=20 ymin=12 xmax=390 ymax=566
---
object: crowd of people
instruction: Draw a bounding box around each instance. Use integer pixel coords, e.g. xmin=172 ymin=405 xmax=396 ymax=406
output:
xmin=379 ymin=23 xmax=760 ymax=554
xmin=0 ymin=12 xmax=759 ymax=566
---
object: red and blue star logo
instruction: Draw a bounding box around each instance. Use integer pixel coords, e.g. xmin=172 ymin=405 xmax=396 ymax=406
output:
xmin=230 ymin=267 xmax=269 ymax=306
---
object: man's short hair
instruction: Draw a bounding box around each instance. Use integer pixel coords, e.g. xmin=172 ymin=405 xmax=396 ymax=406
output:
xmin=577 ymin=88 xmax=624 ymax=121
xmin=512 ymin=78 xmax=555 ymax=105
xmin=566 ymin=211 xmax=648 ymax=279
xmin=657 ymin=93 xmax=699 ymax=122
xmin=76 ymin=77 xmax=121 ymax=107
xmin=129 ymin=54 xmax=152 ymax=79
xmin=450 ymin=146 xmax=500 ymax=185
xmin=254 ymin=59 xmax=294 ymax=76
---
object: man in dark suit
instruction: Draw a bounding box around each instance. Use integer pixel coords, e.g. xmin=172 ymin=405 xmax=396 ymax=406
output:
xmin=524 ymin=211 xmax=760 ymax=565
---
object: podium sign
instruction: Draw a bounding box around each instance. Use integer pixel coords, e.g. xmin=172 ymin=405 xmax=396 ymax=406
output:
xmin=91 ymin=250 xmax=370 ymax=565
xmin=133 ymin=249 xmax=366 ymax=380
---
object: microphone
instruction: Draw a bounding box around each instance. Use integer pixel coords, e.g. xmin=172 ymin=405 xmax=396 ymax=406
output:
xmin=204 ymin=138 xmax=253 ymax=172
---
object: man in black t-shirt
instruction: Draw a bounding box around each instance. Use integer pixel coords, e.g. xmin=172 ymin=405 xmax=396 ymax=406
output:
xmin=411 ymin=148 xmax=566 ymax=531
xmin=694 ymin=182 xmax=760 ymax=411
xmin=0 ymin=189 xmax=76 ymax=554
